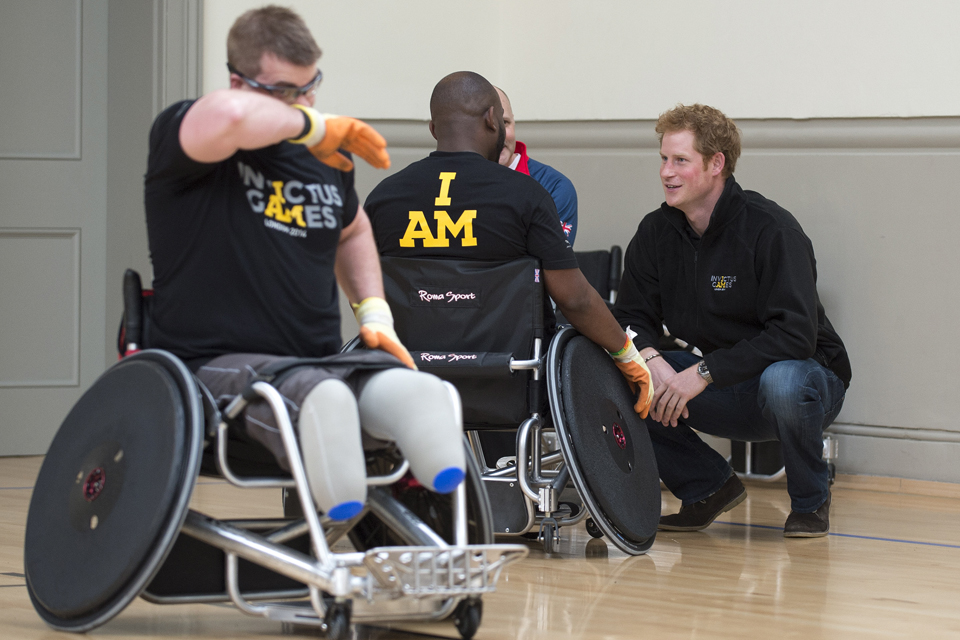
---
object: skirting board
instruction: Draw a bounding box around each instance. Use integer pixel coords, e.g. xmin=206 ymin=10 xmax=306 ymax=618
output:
xmin=831 ymin=430 xmax=960 ymax=485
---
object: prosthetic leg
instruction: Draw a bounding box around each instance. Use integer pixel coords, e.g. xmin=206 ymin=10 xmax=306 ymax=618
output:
xmin=298 ymin=379 xmax=367 ymax=520
xmin=359 ymin=369 xmax=466 ymax=494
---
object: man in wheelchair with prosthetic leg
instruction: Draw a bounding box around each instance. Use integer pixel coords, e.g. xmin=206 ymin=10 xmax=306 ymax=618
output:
xmin=24 ymin=8 xmax=525 ymax=639
xmin=363 ymin=71 xmax=661 ymax=555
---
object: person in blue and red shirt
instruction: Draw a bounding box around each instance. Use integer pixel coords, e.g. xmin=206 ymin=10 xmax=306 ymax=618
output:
xmin=496 ymin=87 xmax=578 ymax=246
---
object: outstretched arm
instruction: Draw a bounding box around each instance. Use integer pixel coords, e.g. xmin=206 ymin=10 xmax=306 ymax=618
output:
xmin=545 ymin=268 xmax=655 ymax=417
xmin=544 ymin=268 xmax=626 ymax=352
xmin=179 ymin=89 xmax=305 ymax=163
xmin=179 ymin=89 xmax=390 ymax=171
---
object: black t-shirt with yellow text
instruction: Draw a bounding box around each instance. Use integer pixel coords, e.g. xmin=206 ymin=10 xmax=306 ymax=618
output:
xmin=364 ymin=151 xmax=577 ymax=269
xmin=144 ymin=100 xmax=359 ymax=361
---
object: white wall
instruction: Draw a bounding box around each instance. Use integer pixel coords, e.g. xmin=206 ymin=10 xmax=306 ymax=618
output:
xmin=204 ymin=0 xmax=960 ymax=120
xmin=199 ymin=1 xmax=960 ymax=483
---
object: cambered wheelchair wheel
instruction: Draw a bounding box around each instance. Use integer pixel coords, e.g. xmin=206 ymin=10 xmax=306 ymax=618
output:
xmin=548 ymin=327 xmax=660 ymax=555
xmin=24 ymin=350 xmax=204 ymax=632
xmin=349 ymin=439 xmax=493 ymax=550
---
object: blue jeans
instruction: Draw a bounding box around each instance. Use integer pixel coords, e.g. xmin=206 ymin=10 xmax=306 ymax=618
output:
xmin=647 ymin=351 xmax=846 ymax=513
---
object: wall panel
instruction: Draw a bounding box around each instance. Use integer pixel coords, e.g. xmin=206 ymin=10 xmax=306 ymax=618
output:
xmin=0 ymin=0 xmax=82 ymax=159
xmin=0 ymin=230 xmax=80 ymax=387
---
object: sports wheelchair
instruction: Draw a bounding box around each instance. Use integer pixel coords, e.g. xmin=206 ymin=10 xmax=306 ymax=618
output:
xmin=22 ymin=271 xmax=526 ymax=639
xmin=374 ymin=255 xmax=661 ymax=556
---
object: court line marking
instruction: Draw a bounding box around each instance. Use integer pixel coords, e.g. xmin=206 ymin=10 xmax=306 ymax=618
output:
xmin=715 ymin=520 xmax=960 ymax=549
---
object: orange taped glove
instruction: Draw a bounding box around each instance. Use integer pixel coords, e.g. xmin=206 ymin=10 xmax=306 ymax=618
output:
xmin=352 ymin=297 xmax=416 ymax=370
xmin=289 ymin=105 xmax=390 ymax=172
xmin=609 ymin=335 xmax=655 ymax=419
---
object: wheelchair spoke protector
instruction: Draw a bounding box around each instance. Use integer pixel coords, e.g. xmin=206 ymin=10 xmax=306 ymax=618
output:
xmin=24 ymin=350 xmax=204 ymax=631
xmin=547 ymin=328 xmax=660 ymax=555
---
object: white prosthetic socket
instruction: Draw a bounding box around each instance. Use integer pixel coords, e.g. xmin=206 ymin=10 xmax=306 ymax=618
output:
xmin=297 ymin=379 xmax=367 ymax=520
xmin=358 ymin=369 xmax=466 ymax=494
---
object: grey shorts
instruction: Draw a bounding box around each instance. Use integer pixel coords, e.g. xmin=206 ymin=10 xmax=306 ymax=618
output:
xmin=196 ymin=350 xmax=403 ymax=470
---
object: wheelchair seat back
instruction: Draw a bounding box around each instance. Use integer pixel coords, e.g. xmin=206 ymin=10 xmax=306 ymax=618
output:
xmin=572 ymin=245 xmax=622 ymax=305
xmin=380 ymin=256 xmax=544 ymax=428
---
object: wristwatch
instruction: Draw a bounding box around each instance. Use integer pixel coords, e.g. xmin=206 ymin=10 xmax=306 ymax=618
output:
xmin=697 ymin=360 xmax=713 ymax=385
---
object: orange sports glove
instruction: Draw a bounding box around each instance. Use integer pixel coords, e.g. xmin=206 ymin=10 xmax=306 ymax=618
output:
xmin=608 ymin=335 xmax=655 ymax=419
xmin=289 ymin=105 xmax=390 ymax=172
xmin=352 ymin=297 xmax=417 ymax=370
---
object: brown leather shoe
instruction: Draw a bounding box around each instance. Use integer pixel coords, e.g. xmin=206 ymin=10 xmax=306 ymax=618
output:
xmin=659 ymin=474 xmax=747 ymax=531
xmin=783 ymin=492 xmax=831 ymax=538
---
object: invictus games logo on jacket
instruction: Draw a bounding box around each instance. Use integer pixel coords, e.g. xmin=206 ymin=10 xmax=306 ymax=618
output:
xmin=409 ymin=287 xmax=482 ymax=308
xmin=711 ymin=275 xmax=737 ymax=291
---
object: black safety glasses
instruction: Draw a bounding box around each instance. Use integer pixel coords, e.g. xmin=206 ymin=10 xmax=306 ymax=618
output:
xmin=227 ymin=62 xmax=322 ymax=102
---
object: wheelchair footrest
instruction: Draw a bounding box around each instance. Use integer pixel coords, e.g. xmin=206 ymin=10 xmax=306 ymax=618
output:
xmin=364 ymin=544 xmax=527 ymax=598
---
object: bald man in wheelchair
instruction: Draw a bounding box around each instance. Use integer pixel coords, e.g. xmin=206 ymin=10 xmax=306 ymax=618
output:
xmin=363 ymin=71 xmax=656 ymax=414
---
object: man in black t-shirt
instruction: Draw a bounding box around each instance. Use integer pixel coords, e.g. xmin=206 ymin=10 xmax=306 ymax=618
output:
xmin=365 ymin=150 xmax=576 ymax=270
xmin=143 ymin=6 xmax=467 ymax=521
xmin=146 ymin=100 xmax=362 ymax=359
xmin=364 ymin=71 xmax=656 ymax=415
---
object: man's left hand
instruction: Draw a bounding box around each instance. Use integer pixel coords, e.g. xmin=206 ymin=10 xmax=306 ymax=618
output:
xmin=650 ymin=365 xmax=707 ymax=427
xmin=353 ymin=297 xmax=416 ymax=370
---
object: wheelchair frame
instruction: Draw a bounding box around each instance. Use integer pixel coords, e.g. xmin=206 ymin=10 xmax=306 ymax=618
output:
xmin=25 ymin=349 xmax=526 ymax=640
xmin=376 ymin=254 xmax=659 ymax=557
xmin=463 ymin=335 xmax=589 ymax=553
xmin=344 ymin=333 xmax=590 ymax=555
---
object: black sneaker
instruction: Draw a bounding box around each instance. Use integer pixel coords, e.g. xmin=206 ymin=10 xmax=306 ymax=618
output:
xmin=783 ymin=492 xmax=831 ymax=538
xmin=659 ymin=474 xmax=747 ymax=531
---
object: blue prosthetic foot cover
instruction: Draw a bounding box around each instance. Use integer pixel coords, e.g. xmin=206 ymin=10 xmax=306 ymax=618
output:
xmin=432 ymin=467 xmax=466 ymax=494
xmin=327 ymin=500 xmax=364 ymax=521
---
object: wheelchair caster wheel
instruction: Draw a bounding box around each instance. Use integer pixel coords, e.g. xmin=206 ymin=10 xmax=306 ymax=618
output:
xmin=827 ymin=463 xmax=837 ymax=485
xmin=539 ymin=519 xmax=559 ymax=554
xmin=323 ymin=600 xmax=352 ymax=640
xmin=453 ymin=597 xmax=483 ymax=640
xmin=585 ymin=517 xmax=604 ymax=539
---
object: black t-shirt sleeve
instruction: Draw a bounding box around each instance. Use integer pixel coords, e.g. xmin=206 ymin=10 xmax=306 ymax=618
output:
xmin=146 ymin=100 xmax=220 ymax=186
xmin=526 ymin=191 xmax=578 ymax=270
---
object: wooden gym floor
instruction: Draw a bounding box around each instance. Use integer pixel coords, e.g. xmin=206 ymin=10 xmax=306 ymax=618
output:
xmin=3 ymin=455 xmax=960 ymax=639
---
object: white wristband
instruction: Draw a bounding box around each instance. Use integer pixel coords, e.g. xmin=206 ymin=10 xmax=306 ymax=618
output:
xmin=288 ymin=105 xmax=327 ymax=147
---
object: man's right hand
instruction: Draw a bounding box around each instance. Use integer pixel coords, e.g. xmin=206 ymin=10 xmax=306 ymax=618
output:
xmin=352 ymin=297 xmax=417 ymax=370
xmin=290 ymin=105 xmax=390 ymax=172
xmin=642 ymin=351 xmax=703 ymax=427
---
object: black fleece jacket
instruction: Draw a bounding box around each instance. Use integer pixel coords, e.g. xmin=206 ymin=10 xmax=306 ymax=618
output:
xmin=614 ymin=177 xmax=851 ymax=389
